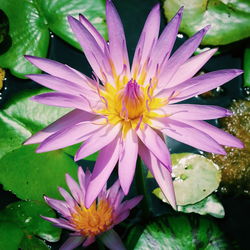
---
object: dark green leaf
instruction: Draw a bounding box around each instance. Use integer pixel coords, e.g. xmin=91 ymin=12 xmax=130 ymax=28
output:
xmin=0 ymin=144 xmax=77 ymax=201
xmin=20 ymin=237 xmax=49 ymax=250
xmin=0 ymin=0 xmax=107 ymax=78
xmin=0 ymin=88 xmax=69 ymax=158
xmin=0 ymin=0 xmax=49 ymax=78
xmin=134 ymin=215 xmax=228 ymax=249
xmin=163 ymin=0 xmax=250 ymax=45
xmin=243 ymin=47 xmax=250 ymax=87
xmin=0 ymin=200 xmax=61 ymax=242
xmin=0 ymin=221 xmax=24 ymax=250
xmin=41 ymin=0 xmax=107 ymax=49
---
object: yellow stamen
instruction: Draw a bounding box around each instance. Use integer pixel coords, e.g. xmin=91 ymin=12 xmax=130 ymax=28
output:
xmin=71 ymin=199 xmax=113 ymax=237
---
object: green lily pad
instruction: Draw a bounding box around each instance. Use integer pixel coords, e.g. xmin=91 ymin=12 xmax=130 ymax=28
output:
xmin=0 ymin=88 xmax=98 ymax=161
xmin=0 ymin=221 xmax=24 ymax=250
xmin=163 ymin=0 xmax=250 ymax=45
xmin=0 ymin=144 xmax=78 ymax=201
xmin=0 ymin=0 xmax=49 ymax=78
xmin=152 ymin=153 xmax=221 ymax=206
xmin=0 ymin=88 xmax=69 ymax=159
xmin=0 ymin=0 xmax=107 ymax=78
xmin=177 ymin=194 xmax=225 ymax=218
xmin=0 ymin=200 xmax=61 ymax=249
xmin=133 ymin=214 xmax=228 ymax=249
xmin=243 ymin=47 xmax=250 ymax=87
xmin=20 ymin=237 xmax=49 ymax=250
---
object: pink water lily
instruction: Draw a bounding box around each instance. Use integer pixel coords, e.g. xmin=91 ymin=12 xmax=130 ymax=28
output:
xmin=42 ymin=167 xmax=141 ymax=250
xmin=24 ymin=0 xmax=243 ymax=209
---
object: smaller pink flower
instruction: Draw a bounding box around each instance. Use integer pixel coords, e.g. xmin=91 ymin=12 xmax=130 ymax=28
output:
xmin=42 ymin=167 xmax=142 ymax=249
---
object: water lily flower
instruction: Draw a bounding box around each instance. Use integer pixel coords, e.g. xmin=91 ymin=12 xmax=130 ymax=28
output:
xmin=24 ymin=0 xmax=243 ymax=209
xmin=42 ymin=167 xmax=142 ymax=250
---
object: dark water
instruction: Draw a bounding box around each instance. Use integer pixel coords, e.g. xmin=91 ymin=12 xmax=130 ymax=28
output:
xmin=0 ymin=0 xmax=250 ymax=249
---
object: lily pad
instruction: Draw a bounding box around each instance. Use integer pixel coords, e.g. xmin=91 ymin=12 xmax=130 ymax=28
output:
xmin=243 ymin=47 xmax=250 ymax=87
xmin=177 ymin=194 xmax=225 ymax=218
xmin=163 ymin=0 xmax=250 ymax=45
xmin=173 ymin=153 xmax=221 ymax=205
xmin=0 ymin=144 xmax=78 ymax=201
xmin=0 ymin=221 xmax=24 ymax=250
xmin=0 ymin=87 xmax=99 ymax=164
xmin=0 ymin=200 xmax=61 ymax=248
xmin=0 ymin=0 xmax=107 ymax=78
xmin=152 ymin=153 xmax=221 ymax=206
xmin=0 ymin=88 xmax=69 ymax=159
xmin=133 ymin=214 xmax=228 ymax=249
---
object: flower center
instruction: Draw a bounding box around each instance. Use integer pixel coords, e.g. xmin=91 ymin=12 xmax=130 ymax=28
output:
xmin=71 ymin=199 xmax=113 ymax=237
xmin=117 ymin=79 xmax=145 ymax=120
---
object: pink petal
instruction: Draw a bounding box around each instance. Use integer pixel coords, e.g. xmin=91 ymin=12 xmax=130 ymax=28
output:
xmin=117 ymin=196 xmax=142 ymax=215
xmin=58 ymin=187 xmax=77 ymax=209
xmin=151 ymin=118 xmax=226 ymax=155
xmin=132 ymin=4 xmax=160 ymax=76
xmin=156 ymin=69 xmax=243 ymax=103
xmin=113 ymin=210 xmax=130 ymax=225
xmin=167 ymin=48 xmax=217 ymax=87
xmin=99 ymin=229 xmax=126 ymax=250
xmin=65 ymin=173 xmax=83 ymax=205
xmin=138 ymin=142 xmax=176 ymax=209
xmin=26 ymin=74 xmax=98 ymax=99
xmin=182 ymin=120 xmax=244 ymax=148
xmin=74 ymin=123 xmax=121 ymax=161
xmin=41 ymin=216 xmax=75 ymax=231
xmin=82 ymin=236 xmax=95 ymax=247
xmin=106 ymin=0 xmax=130 ymax=74
xmin=159 ymin=103 xmax=231 ymax=120
xmin=77 ymin=167 xmax=87 ymax=196
xmin=85 ymin=137 xmax=120 ymax=208
xmin=23 ymin=109 xmax=95 ymax=145
xmin=36 ymin=119 xmax=104 ymax=153
xmin=31 ymin=92 xmax=98 ymax=113
xmin=118 ymin=129 xmax=138 ymax=194
xmin=79 ymin=14 xmax=107 ymax=52
xmin=60 ymin=236 xmax=84 ymax=250
xmin=68 ymin=16 xmax=111 ymax=82
xmin=137 ymin=125 xmax=171 ymax=171
xmin=25 ymin=55 xmax=93 ymax=88
xmin=158 ymin=26 xmax=210 ymax=90
xmin=44 ymin=196 xmax=70 ymax=217
xmin=148 ymin=7 xmax=183 ymax=78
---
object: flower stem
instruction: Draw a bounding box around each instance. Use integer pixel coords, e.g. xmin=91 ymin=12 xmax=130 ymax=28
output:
xmin=135 ymin=157 xmax=151 ymax=219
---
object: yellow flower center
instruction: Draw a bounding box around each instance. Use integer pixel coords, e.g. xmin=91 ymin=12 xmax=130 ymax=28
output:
xmin=71 ymin=199 xmax=113 ymax=237
xmin=117 ymin=79 xmax=145 ymax=120
xmin=96 ymin=77 xmax=167 ymax=136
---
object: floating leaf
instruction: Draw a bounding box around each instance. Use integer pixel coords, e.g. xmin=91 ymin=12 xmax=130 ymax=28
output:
xmin=133 ymin=215 xmax=228 ymax=249
xmin=243 ymin=47 xmax=250 ymax=87
xmin=0 ymin=88 xmax=69 ymax=159
xmin=177 ymin=195 xmax=225 ymax=218
xmin=163 ymin=0 xmax=250 ymax=45
xmin=0 ymin=221 xmax=24 ymax=250
xmin=152 ymin=153 xmax=221 ymax=206
xmin=0 ymin=88 xmax=97 ymax=160
xmin=0 ymin=200 xmax=61 ymax=249
xmin=0 ymin=0 xmax=107 ymax=78
xmin=0 ymin=145 xmax=77 ymax=201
